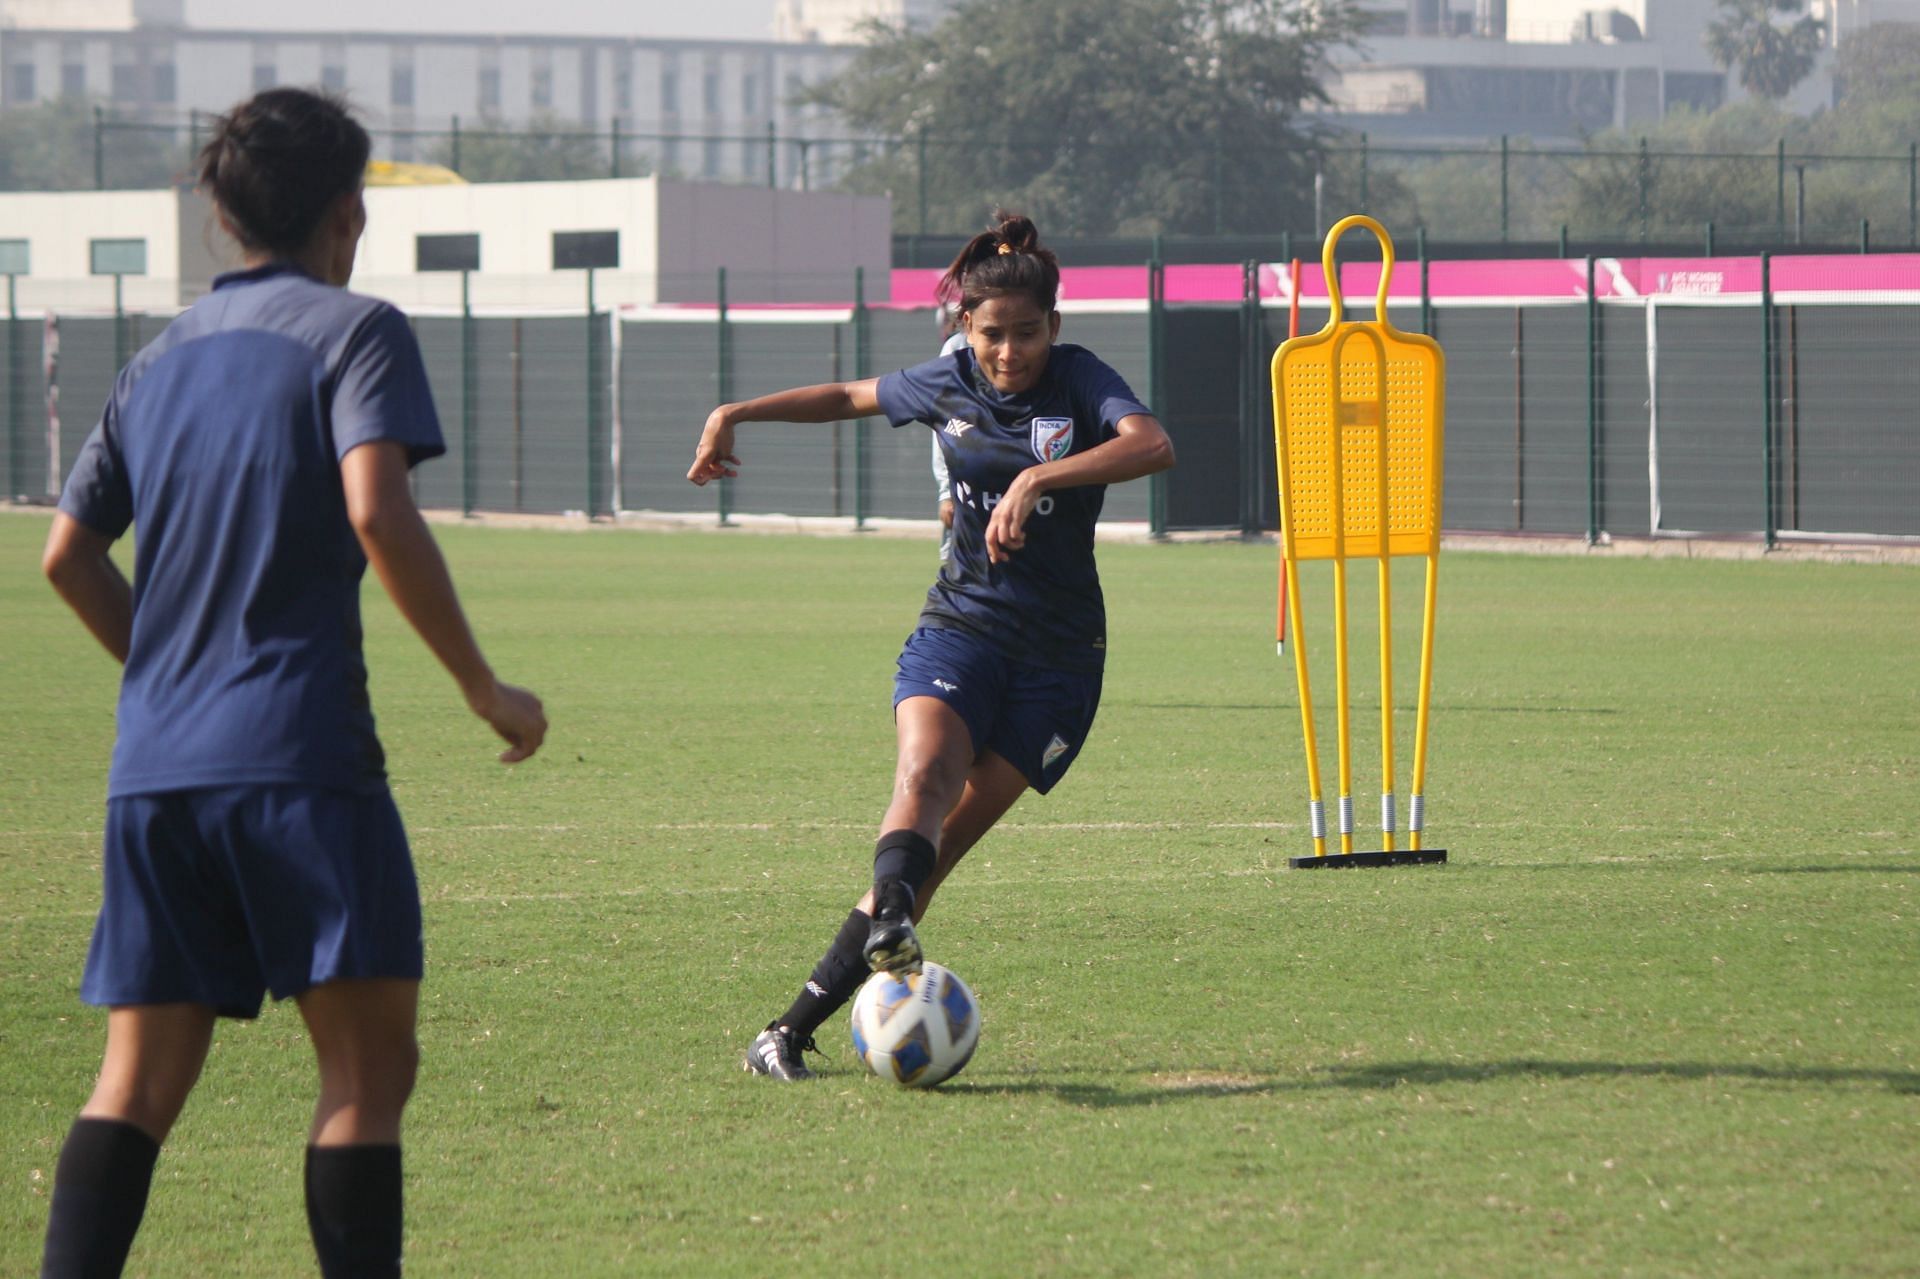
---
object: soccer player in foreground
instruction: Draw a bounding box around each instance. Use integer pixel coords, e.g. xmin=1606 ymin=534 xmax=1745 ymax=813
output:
xmin=689 ymin=213 xmax=1175 ymax=1080
xmin=38 ymin=88 xmax=546 ymax=1277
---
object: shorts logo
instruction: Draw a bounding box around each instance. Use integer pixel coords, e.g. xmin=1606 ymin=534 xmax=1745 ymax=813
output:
xmin=1042 ymin=734 xmax=1071 ymax=769
xmin=933 ymin=679 xmax=959 ymax=693
xmin=1031 ymin=417 xmax=1074 ymax=463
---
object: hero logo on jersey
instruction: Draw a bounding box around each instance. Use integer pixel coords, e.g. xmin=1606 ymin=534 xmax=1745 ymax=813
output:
xmin=1030 ymin=417 xmax=1074 ymax=463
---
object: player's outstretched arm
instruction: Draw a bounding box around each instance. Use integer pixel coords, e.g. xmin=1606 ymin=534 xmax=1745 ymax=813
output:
xmin=341 ymin=441 xmax=548 ymax=764
xmin=984 ymin=413 xmax=1176 ymax=563
xmin=688 ymin=378 xmax=882 ymax=485
xmin=42 ymin=514 xmax=133 ymax=663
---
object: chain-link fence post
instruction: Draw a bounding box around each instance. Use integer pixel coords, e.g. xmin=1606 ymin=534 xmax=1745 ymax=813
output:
xmin=1637 ymin=137 xmax=1650 ymax=245
xmin=1416 ymin=226 xmax=1431 ymax=336
xmin=1359 ymin=132 xmax=1370 ymax=213
xmin=1237 ymin=259 xmax=1260 ymax=536
xmin=1585 ymin=256 xmax=1599 ymax=545
xmin=1500 ymin=135 xmax=1510 ymax=244
xmin=1147 ymin=238 xmax=1167 ymax=538
xmin=717 ymin=266 xmax=732 ymax=526
xmin=460 ymin=269 xmax=476 ymax=517
xmin=854 ymin=264 xmax=869 ymax=530
xmin=917 ymin=126 xmax=929 ymax=238
xmin=112 ymin=274 xmax=126 ymax=371
xmin=1909 ymin=141 xmax=1916 ymax=246
xmin=1761 ymin=252 xmax=1776 ymax=550
xmin=5 ymin=274 xmax=16 ymax=501
xmin=586 ymin=266 xmax=601 ymax=518
xmin=1776 ymin=139 xmax=1787 ymax=243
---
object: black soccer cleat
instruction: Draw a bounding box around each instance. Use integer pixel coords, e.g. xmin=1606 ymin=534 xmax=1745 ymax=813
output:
xmin=744 ymin=1023 xmax=819 ymax=1081
xmin=863 ymin=881 xmax=924 ymax=975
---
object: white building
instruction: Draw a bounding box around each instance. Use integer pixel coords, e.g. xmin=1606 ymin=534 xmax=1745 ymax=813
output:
xmin=0 ymin=177 xmax=893 ymax=312
xmin=773 ymin=0 xmax=958 ymax=43
xmin=0 ymin=0 xmax=859 ymax=186
xmin=1323 ymin=0 xmax=1920 ymax=140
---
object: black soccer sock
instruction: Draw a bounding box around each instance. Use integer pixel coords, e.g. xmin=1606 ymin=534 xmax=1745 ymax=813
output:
xmin=871 ymin=829 xmax=937 ymax=915
xmin=39 ymin=1116 xmax=161 ymax=1279
xmin=305 ymin=1144 xmax=403 ymax=1279
xmin=778 ymin=908 xmax=873 ymax=1041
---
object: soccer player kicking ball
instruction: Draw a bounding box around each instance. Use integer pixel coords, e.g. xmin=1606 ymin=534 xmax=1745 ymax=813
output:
xmin=689 ymin=213 xmax=1174 ymax=1080
xmin=38 ymin=89 xmax=546 ymax=1278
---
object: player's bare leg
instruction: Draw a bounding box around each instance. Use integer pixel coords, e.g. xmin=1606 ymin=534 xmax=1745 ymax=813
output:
xmin=298 ymin=978 xmax=419 ymax=1146
xmin=911 ymin=749 xmax=1028 ymax=921
xmin=41 ymin=1004 xmax=215 ymax=1277
xmin=296 ymin=978 xmax=418 ymax=1278
xmin=862 ymin=695 xmax=973 ymax=973
xmin=81 ymin=1003 xmax=217 ymax=1142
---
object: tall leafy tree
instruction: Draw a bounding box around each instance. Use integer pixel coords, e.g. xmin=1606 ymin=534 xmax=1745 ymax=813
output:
xmin=424 ymin=114 xmax=629 ymax=182
xmin=1704 ymin=0 xmax=1825 ymax=101
xmin=803 ymin=0 xmax=1363 ymax=236
xmin=0 ymin=99 xmax=184 ymax=192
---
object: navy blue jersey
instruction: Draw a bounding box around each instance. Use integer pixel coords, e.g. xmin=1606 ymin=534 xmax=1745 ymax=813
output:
xmin=876 ymin=343 xmax=1152 ymax=673
xmin=57 ymin=262 xmax=444 ymax=798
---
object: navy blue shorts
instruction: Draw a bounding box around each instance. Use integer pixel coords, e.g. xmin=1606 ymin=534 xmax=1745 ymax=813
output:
xmin=81 ymin=785 xmax=423 ymax=1019
xmin=892 ymin=626 xmax=1103 ymax=795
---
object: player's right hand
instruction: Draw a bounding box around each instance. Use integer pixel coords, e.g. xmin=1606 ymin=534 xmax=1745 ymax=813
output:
xmin=471 ymin=680 xmax=548 ymax=764
xmin=689 ymin=409 xmax=741 ymax=485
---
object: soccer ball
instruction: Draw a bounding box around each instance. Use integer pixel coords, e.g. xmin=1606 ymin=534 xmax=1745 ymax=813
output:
xmin=849 ymin=962 xmax=981 ymax=1088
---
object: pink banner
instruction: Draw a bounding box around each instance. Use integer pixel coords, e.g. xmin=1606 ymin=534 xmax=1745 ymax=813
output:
xmin=676 ymin=253 xmax=1920 ymax=310
xmin=888 ymin=263 xmax=1256 ymax=307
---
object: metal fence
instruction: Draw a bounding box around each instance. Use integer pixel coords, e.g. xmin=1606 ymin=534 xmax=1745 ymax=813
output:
xmin=5 ymin=261 xmax=1918 ymax=543
xmin=50 ymin=111 xmax=1920 ymax=250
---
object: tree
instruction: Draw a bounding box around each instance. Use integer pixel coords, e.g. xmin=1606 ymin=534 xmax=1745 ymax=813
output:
xmin=1704 ymin=0 xmax=1825 ymax=101
xmin=0 ymin=98 xmax=185 ymax=192
xmin=423 ymin=114 xmax=630 ymax=183
xmin=802 ymin=0 xmax=1364 ymax=236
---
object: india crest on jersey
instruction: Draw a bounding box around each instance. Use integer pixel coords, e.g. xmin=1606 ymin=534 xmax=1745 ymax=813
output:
xmin=1030 ymin=417 xmax=1074 ymax=463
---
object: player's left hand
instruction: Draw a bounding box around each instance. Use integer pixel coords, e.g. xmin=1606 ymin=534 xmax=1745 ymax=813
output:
xmin=689 ymin=409 xmax=741 ymax=485
xmin=984 ymin=474 xmax=1043 ymax=564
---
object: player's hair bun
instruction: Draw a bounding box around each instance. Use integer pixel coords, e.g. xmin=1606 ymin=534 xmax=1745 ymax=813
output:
xmin=939 ymin=210 xmax=1060 ymax=316
xmin=993 ymin=214 xmax=1041 ymax=257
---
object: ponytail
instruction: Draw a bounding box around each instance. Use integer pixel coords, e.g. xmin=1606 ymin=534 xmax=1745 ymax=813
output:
xmin=938 ymin=211 xmax=1060 ymax=316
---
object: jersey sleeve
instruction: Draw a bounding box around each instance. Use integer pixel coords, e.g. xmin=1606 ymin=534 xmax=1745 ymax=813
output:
xmin=58 ymin=401 xmax=134 ymax=539
xmin=1078 ymin=354 xmax=1154 ymax=444
xmin=876 ymin=354 xmax=951 ymax=430
xmin=330 ymin=304 xmax=447 ymax=466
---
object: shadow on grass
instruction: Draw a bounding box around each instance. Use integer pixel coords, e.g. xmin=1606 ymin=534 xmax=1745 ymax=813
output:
xmin=1116 ymin=703 xmax=1619 ymax=715
xmin=1438 ymin=862 xmax=1917 ymax=875
xmin=948 ymin=1058 xmax=1920 ymax=1106
xmin=1744 ymin=863 xmax=1920 ymax=875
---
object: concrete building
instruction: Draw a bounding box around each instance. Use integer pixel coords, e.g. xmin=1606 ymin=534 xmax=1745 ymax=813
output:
xmin=773 ymin=0 xmax=958 ymax=43
xmin=0 ymin=177 xmax=892 ymax=312
xmin=1317 ymin=0 xmax=1920 ymax=140
xmin=0 ymin=0 xmax=858 ymax=186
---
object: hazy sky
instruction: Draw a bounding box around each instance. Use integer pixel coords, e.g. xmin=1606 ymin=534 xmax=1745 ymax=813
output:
xmin=185 ymin=0 xmax=776 ymax=40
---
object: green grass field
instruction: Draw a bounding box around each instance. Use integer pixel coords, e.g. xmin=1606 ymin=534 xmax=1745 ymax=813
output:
xmin=1 ymin=511 xmax=1915 ymax=1277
